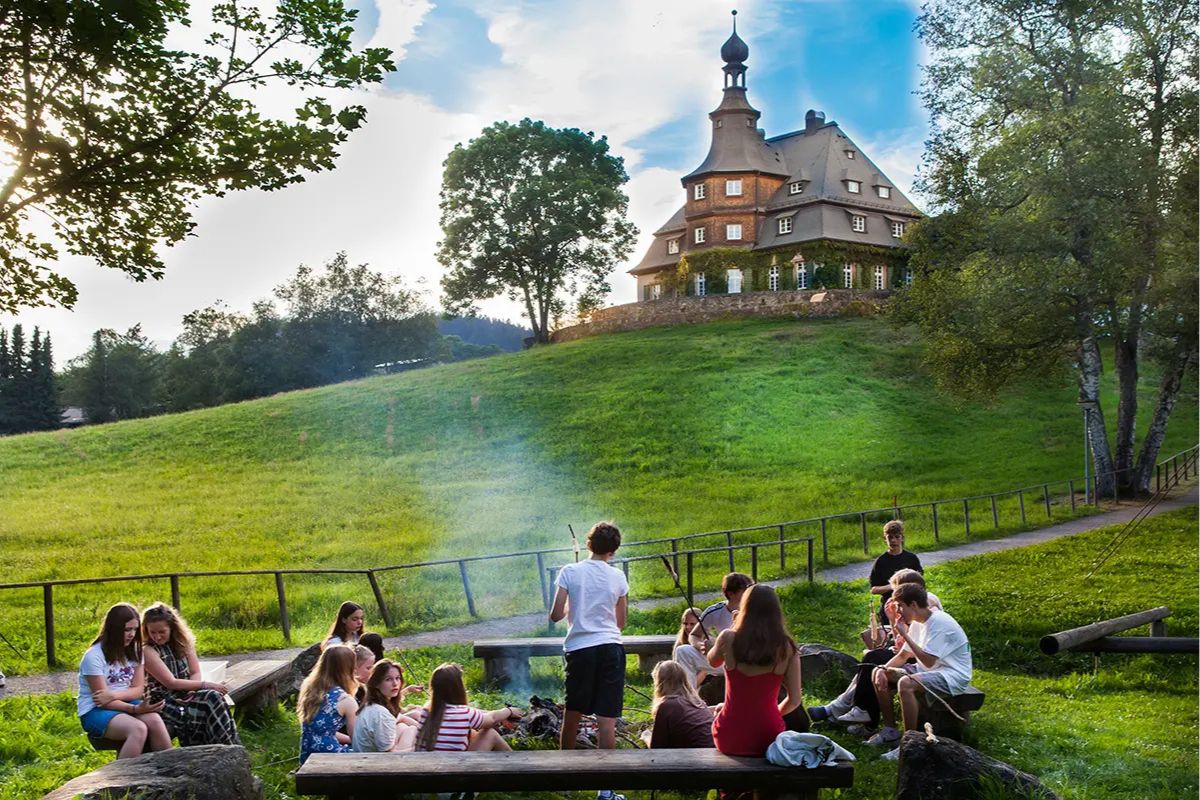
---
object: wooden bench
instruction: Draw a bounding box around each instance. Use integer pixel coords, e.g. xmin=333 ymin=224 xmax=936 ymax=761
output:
xmin=295 ymin=749 xmax=854 ymax=800
xmin=919 ymin=685 xmax=985 ymax=741
xmin=474 ymin=635 xmax=676 ymax=687
xmin=87 ymin=658 xmax=291 ymax=752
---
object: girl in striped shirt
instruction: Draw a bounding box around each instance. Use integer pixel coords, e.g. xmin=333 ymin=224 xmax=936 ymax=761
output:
xmin=412 ymin=663 xmax=523 ymax=752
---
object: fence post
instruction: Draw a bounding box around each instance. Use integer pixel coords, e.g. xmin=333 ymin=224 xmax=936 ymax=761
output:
xmin=751 ymin=545 xmax=759 ymax=582
xmin=820 ymin=518 xmax=828 ymax=562
xmin=170 ymin=575 xmax=181 ymax=611
xmin=990 ymin=496 xmax=999 ymax=528
xmin=458 ymin=561 xmax=477 ymax=618
xmin=778 ymin=525 xmax=786 ymax=570
xmin=1093 ymin=474 xmax=1099 ymax=504
xmin=536 ymin=553 xmax=549 ymax=611
xmin=274 ymin=572 xmax=291 ymax=643
xmin=962 ymin=499 xmax=971 ymax=536
xmin=1156 ymin=464 xmax=1161 ymax=494
xmin=366 ymin=570 xmax=395 ymax=629
xmin=860 ymin=513 xmax=869 ymax=554
xmin=686 ymin=552 xmax=695 ymax=607
xmin=806 ymin=540 xmax=814 ymax=583
xmin=1069 ymin=480 xmax=1076 ymax=510
xmin=931 ymin=504 xmax=939 ymax=541
xmin=43 ymin=583 xmax=55 ymax=668
xmin=1018 ymin=491 xmax=1026 ymax=523
xmin=725 ymin=532 xmax=735 ymax=571
xmin=622 ymin=559 xmax=630 ymax=579
xmin=671 ymin=539 xmax=680 ymax=577
xmin=1042 ymin=484 xmax=1052 ymax=517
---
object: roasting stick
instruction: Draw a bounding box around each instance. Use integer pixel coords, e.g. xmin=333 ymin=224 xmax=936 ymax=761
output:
xmin=659 ymin=556 xmax=711 ymax=644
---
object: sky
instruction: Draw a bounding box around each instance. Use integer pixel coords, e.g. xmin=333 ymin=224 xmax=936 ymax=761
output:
xmin=3 ymin=0 xmax=930 ymax=362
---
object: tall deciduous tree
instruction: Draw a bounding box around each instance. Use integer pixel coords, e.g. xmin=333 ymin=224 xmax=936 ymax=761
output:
xmin=899 ymin=0 xmax=1197 ymax=495
xmin=437 ymin=119 xmax=638 ymax=343
xmin=0 ymin=0 xmax=394 ymax=312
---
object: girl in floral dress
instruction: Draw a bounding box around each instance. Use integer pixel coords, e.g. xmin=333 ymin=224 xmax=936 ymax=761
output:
xmin=298 ymin=645 xmax=358 ymax=764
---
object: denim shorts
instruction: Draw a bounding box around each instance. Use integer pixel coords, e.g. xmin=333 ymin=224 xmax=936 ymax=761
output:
xmin=80 ymin=699 xmax=141 ymax=737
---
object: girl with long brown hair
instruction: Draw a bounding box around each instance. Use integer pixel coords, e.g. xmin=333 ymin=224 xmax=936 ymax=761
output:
xmin=351 ymin=659 xmax=422 ymax=753
xmin=323 ymin=601 xmax=365 ymax=649
xmin=298 ymin=645 xmax=359 ymax=764
xmin=412 ymin=663 xmax=522 ymax=752
xmin=707 ymin=584 xmax=803 ymax=756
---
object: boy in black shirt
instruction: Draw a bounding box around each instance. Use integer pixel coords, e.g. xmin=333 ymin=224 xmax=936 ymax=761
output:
xmin=869 ymin=520 xmax=922 ymax=630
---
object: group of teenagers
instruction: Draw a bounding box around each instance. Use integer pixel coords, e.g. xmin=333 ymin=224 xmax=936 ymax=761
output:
xmin=76 ymin=518 xmax=971 ymax=792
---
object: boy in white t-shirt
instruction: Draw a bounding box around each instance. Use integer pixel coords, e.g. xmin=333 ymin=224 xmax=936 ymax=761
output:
xmin=550 ymin=521 xmax=629 ymax=780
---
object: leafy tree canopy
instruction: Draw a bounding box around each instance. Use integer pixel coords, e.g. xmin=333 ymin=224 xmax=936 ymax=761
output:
xmin=437 ymin=118 xmax=638 ymax=343
xmin=0 ymin=0 xmax=394 ymax=312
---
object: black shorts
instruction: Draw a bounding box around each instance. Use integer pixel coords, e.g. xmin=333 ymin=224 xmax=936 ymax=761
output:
xmin=563 ymin=643 xmax=625 ymax=718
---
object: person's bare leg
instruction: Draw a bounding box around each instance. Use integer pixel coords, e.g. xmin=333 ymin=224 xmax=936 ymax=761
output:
xmin=104 ymin=714 xmax=148 ymax=760
xmin=393 ymin=724 xmax=417 ymax=751
xmin=872 ymin=668 xmax=897 ymax=729
xmin=897 ymin=676 xmax=923 ymax=732
xmin=468 ymin=727 xmax=511 ymax=752
xmin=141 ymin=712 xmax=172 ymax=751
xmin=560 ymin=709 xmax=583 ymax=749
xmin=596 ymin=716 xmax=617 ymax=750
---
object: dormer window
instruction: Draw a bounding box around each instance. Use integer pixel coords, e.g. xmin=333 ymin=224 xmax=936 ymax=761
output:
xmin=846 ymin=180 xmax=861 ymax=194
xmin=694 ymin=183 xmax=706 ymax=200
xmin=725 ymin=179 xmax=743 ymax=197
xmin=877 ymin=186 xmax=891 ymax=199
xmin=789 ymin=182 xmax=804 ymax=195
xmin=891 ymin=221 xmax=905 ymax=239
xmin=667 ymin=238 xmax=680 ymax=254
xmin=778 ymin=217 xmax=793 ymax=235
xmin=845 ymin=150 xmax=856 ymax=159
xmin=694 ymin=226 xmax=706 ymax=244
xmin=726 ymin=224 xmax=742 ymax=240
xmin=851 ymin=215 xmax=866 ymax=233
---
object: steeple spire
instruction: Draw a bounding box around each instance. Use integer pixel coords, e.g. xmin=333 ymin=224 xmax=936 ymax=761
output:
xmin=721 ymin=10 xmax=749 ymax=89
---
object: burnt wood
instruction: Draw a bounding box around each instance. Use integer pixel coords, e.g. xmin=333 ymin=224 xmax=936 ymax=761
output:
xmin=294 ymin=749 xmax=854 ymax=799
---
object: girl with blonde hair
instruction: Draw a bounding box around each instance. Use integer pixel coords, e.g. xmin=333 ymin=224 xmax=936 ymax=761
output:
xmin=648 ymin=660 xmax=714 ymax=749
xmin=298 ymin=645 xmax=358 ymax=764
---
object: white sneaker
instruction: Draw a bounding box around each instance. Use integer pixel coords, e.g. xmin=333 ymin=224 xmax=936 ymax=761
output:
xmin=836 ymin=706 xmax=871 ymax=724
xmin=881 ymin=746 xmax=900 ymax=761
xmin=866 ymin=727 xmax=900 ymax=746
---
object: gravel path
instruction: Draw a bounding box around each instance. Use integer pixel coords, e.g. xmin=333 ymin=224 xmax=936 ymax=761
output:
xmin=4 ymin=487 xmax=1193 ymax=699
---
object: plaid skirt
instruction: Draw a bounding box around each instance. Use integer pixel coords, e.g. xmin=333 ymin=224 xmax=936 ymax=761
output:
xmin=161 ymin=688 xmax=241 ymax=746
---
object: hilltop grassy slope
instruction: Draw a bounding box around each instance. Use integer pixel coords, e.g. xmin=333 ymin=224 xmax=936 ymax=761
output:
xmin=0 ymin=317 xmax=1194 ymax=665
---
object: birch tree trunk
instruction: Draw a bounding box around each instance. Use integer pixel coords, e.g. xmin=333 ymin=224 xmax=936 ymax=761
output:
xmin=1133 ymin=343 xmax=1197 ymax=493
xmin=1078 ymin=335 xmax=1117 ymax=498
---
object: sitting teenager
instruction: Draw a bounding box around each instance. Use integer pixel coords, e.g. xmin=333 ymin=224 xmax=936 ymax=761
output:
xmin=77 ymin=603 xmax=173 ymax=759
xmin=141 ymin=602 xmax=241 ymax=746
xmin=322 ymin=601 xmax=365 ymax=649
xmin=670 ymin=607 xmax=721 ymax=688
xmin=351 ymin=644 xmax=377 ymax=704
xmin=648 ymin=661 xmax=714 ymax=749
xmin=674 ymin=572 xmax=754 ymax=702
xmin=809 ymin=568 xmax=941 ymax=727
xmin=351 ymin=658 xmax=422 ymax=753
xmin=298 ymin=645 xmax=359 ymax=764
xmin=867 ymin=582 xmax=972 ymax=760
xmin=708 ymin=584 xmax=803 ymax=757
xmin=412 ymin=663 xmax=522 ymax=752
xmin=358 ymin=632 xmax=386 ymax=663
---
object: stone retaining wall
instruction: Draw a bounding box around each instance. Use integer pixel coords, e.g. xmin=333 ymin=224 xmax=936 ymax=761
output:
xmin=552 ymin=289 xmax=890 ymax=343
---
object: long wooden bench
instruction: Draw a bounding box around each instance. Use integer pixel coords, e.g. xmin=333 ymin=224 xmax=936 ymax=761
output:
xmin=88 ymin=658 xmax=291 ymax=752
xmin=474 ymin=635 xmax=676 ymax=687
xmin=295 ymin=749 xmax=854 ymax=800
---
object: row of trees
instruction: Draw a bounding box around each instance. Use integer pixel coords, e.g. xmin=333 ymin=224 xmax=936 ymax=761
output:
xmin=0 ymin=324 xmax=59 ymax=434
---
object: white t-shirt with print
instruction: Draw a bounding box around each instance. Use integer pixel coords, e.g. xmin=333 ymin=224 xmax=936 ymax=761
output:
xmin=555 ymin=558 xmax=629 ymax=652
xmin=909 ymin=608 xmax=972 ymax=694
xmin=77 ymin=643 xmax=139 ymax=716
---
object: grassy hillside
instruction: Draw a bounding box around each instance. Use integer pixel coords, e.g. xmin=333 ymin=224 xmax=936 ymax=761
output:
xmin=0 ymin=317 xmax=1194 ymax=666
xmin=2 ymin=508 xmax=1195 ymax=800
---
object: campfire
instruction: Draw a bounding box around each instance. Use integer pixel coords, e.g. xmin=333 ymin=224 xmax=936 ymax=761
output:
xmin=499 ymin=695 xmax=639 ymax=749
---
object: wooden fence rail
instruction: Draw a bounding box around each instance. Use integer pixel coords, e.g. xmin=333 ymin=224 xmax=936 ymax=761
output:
xmin=6 ymin=445 xmax=1195 ymax=667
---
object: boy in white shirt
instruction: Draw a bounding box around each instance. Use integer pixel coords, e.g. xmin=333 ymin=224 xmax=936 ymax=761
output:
xmin=550 ymin=521 xmax=629 ymax=798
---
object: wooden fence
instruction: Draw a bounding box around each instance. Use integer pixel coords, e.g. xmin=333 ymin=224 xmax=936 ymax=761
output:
xmin=5 ymin=444 xmax=1196 ymax=667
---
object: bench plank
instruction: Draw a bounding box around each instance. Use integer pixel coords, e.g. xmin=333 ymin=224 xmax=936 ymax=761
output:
xmin=226 ymin=659 xmax=291 ymax=705
xmin=296 ymin=750 xmax=853 ymax=797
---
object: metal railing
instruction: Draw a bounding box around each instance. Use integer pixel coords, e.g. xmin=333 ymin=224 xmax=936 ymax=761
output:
xmin=4 ymin=444 xmax=1195 ymax=667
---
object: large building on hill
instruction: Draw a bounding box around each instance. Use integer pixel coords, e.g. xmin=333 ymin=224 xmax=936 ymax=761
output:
xmin=630 ymin=14 xmax=922 ymax=301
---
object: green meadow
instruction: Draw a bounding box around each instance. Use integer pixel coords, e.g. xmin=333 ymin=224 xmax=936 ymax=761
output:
xmin=1 ymin=508 xmax=1194 ymax=800
xmin=0 ymin=317 xmax=1194 ymax=669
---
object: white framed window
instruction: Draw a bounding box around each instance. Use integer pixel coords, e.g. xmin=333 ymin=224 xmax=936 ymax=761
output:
xmin=694 ymin=183 xmax=706 ymax=200
xmin=789 ymin=181 xmax=804 ymax=195
xmin=726 ymin=223 xmax=742 ymax=240
xmin=845 ymin=150 xmax=856 ymax=159
xmin=694 ymin=272 xmax=706 ymax=296
xmin=651 ymin=284 xmax=663 ymax=300
xmin=877 ymin=186 xmax=891 ymax=199
xmin=846 ymin=180 xmax=861 ymax=194
xmin=694 ymin=226 xmax=706 ymax=244
xmin=794 ymin=260 xmax=809 ymax=289
xmin=843 ymin=264 xmax=854 ymax=288
xmin=667 ymin=238 xmax=680 ymax=254
xmin=891 ymin=221 xmax=905 ymax=239
xmin=778 ymin=216 xmax=793 ymax=234
xmin=768 ymin=265 xmax=780 ymax=291
xmin=727 ymin=269 xmax=743 ymax=294
xmin=852 ymin=215 xmax=866 ymax=233
xmin=873 ymin=266 xmax=885 ymax=290
xmin=904 ymin=267 xmax=914 ymax=287
xmin=725 ymin=179 xmax=743 ymax=196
